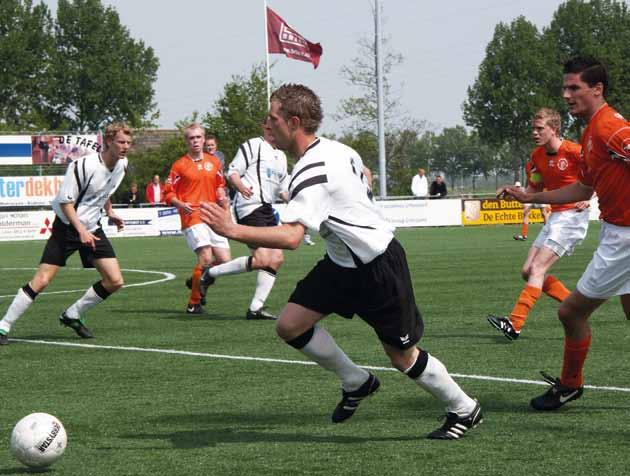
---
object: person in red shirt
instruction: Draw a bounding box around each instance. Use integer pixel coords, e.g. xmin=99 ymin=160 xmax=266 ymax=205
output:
xmin=489 ymin=108 xmax=588 ymax=340
xmin=145 ymin=174 xmax=165 ymax=205
xmin=500 ymin=57 xmax=630 ymax=411
xmin=164 ymin=123 xmax=231 ymax=314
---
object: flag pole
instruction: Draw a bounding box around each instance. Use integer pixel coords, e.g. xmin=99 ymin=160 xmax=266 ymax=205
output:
xmin=264 ymin=0 xmax=271 ymax=108
xmin=375 ymin=0 xmax=386 ymax=198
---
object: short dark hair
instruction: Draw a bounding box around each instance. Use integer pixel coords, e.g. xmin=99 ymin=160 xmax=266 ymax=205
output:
xmin=563 ymin=57 xmax=608 ymax=96
xmin=270 ymin=84 xmax=323 ymax=134
xmin=205 ymin=134 xmax=217 ymax=142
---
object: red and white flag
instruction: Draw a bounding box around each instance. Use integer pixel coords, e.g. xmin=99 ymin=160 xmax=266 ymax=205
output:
xmin=266 ymin=7 xmax=323 ymax=69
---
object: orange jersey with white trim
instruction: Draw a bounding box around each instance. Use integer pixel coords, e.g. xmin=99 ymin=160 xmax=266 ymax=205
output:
xmin=164 ymin=152 xmax=225 ymax=230
xmin=579 ymin=104 xmax=630 ymax=226
xmin=527 ymin=140 xmax=583 ymax=212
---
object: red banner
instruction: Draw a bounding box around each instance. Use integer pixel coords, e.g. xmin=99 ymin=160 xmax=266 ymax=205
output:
xmin=266 ymin=7 xmax=323 ymax=69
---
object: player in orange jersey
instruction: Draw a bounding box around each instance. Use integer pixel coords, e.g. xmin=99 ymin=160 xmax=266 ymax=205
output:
xmin=164 ymin=123 xmax=231 ymax=314
xmin=500 ymin=57 xmax=630 ymax=411
xmin=489 ymin=107 xmax=589 ymax=340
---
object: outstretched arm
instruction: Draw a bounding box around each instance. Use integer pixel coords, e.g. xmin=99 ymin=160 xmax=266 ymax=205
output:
xmin=498 ymin=181 xmax=593 ymax=204
xmin=200 ymin=201 xmax=305 ymax=249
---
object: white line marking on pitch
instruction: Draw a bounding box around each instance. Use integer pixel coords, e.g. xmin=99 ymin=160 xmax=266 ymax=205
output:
xmin=9 ymin=338 xmax=630 ymax=394
xmin=0 ymin=268 xmax=175 ymax=298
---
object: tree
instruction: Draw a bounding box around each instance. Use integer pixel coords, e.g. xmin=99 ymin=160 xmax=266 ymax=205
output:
xmin=335 ymin=34 xmax=405 ymax=132
xmin=202 ymin=63 xmax=270 ymax=163
xmin=463 ymin=16 xmax=558 ymax=180
xmin=113 ymin=134 xmax=186 ymax=204
xmin=48 ymin=0 xmax=159 ymax=130
xmin=544 ymin=0 xmax=630 ymax=119
xmin=0 ymin=0 xmax=54 ymax=130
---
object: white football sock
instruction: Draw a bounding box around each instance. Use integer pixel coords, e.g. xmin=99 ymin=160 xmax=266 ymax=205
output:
xmin=65 ymin=286 xmax=104 ymax=319
xmin=208 ymin=256 xmax=250 ymax=278
xmin=410 ymin=354 xmax=476 ymax=416
xmin=300 ymin=326 xmax=370 ymax=392
xmin=249 ymin=270 xmax=276 ymax=312
xmin=0 ymin=288 xmax=34 ymax=333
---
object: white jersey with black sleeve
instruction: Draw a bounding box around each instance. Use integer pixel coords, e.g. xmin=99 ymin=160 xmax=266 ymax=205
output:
xmin=228 ymin=137 xmax=289 ymax=220
xmin=281 ymin=137 xmax=394 ymax=268
xmin=51 ymin=153 xmax=128 ymax=231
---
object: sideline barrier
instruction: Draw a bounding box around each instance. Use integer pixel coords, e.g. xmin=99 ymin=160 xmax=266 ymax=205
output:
xmin=0 ymin=197 xmax=602 ymax=242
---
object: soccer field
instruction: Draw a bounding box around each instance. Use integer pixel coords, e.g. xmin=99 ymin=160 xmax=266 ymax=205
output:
xmin=1 ymin=223 xmax=628 ymax=476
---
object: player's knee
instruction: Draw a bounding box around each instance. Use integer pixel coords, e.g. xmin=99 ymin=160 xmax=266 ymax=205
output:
xmin=520 ymin=268 xmax=530 ymax=281
xmin=31 ymin=276 xmax=51 ymax=292
xmin=275 ymin=319 xmax=295 ymax=342
xmin=528 ymin=262 xmax=546 ymax=280
xmin=557 ymin=300 xmax=582 ymax=326
xmin=104 ymin=276 xmax=124 ymax=292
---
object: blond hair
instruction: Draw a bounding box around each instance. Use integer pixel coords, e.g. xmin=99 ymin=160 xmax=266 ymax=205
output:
xmin=184 ymin=122 xmax=205 ymax=138
xmin=104 ymin=122 xmax=132 ymax=143
xmin=533 ymin=108 xmax=561 ymax=134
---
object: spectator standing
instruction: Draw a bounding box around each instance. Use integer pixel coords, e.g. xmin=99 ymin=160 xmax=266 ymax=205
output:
xmin=145 ymin=174 xmax=165 ymax=205
xmin=411 ymin=168 xmax=428 ymax=197
xmin=204 ymin=134 xmax=226 ymax=169
xmin=126 ymin=182 xmax=141 ymax=208
xmin=429 ymin=175 xmax=447 ymax=198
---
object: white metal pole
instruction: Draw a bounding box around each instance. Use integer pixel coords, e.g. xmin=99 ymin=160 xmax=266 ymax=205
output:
xmin=375 ymin=0 xmax=386 ymax=197
xmin=264 ymin=0 xmax=271 ymax=108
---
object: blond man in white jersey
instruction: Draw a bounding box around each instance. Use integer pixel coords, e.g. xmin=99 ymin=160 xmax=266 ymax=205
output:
xmin=0 ymin=124 xmax=132 ymax=344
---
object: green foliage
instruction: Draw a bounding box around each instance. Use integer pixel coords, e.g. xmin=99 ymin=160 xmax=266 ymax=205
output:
xmin=463 ymin=16 xmax=558 ymax=178
xmin=0 ymin=0 xmax=55 ymax=130
xmin=112 ymin=133 xmax=187 ymax=203
xmin=49 ymin=0 xmax=159 ymax=131
xmin=0 ymin=0 xmax=158 ymax=132
xmin=544 ymin=0 xmax=630 ymax=120
xmin=202 ymin=64 xmax=270 ymax=162
xmin=465 ymin=0 xmax=630 ymax=178
xmin=335 ymin=35 xmax=405 ymax=132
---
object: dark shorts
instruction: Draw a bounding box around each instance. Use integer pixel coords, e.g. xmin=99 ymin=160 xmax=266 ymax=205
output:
xmin=40 ymin=217 xmax=116 ymax=268
xmin=289 ymin=238 xmax=424 ymax=349
xmin=237 ymin=204 xmax=277 ymax=227
xmin=237 ymin=204 xmax=277 ymax=250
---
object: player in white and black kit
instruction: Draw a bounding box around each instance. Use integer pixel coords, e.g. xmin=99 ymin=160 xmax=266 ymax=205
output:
xmin=200 ymin=120 xmax=288 ymax=320
xmin=0 ymin=124 xmax=132 ymax=345
xmin=200 ymin=85 xmax=483 ymax=440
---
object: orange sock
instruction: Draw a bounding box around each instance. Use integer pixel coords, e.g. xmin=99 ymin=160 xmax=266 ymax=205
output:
xmin=561 ymin=334 xmax=592 ymax=388
xmin=520 ymin=223 xmax=528 ymax=237
xmin=189 ymin=264 xmax=203 ymax=305
xmin=543 ymin=275 xmax=571 ymax=302
xmin=509 ymin=285 xmax=542 ymax=331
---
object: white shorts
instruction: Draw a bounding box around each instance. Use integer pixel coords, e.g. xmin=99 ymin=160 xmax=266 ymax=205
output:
xmin=532 ymin=209 xmax=589 ymax=256
xmin=183 ymin=223 xmax=230 ymax=252
xmin=577 ymin=221 xmax=630 ymax=299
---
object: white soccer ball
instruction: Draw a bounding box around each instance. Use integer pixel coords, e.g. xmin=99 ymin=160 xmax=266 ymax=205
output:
xmin=10 ymin=413 xmax=67 ymax=468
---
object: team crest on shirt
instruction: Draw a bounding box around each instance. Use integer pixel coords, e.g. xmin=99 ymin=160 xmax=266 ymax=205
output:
xmin=557 ymin=157 xmax=569 ymax=170
xmin=204 ymin=162 xmax=213 ymax=172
